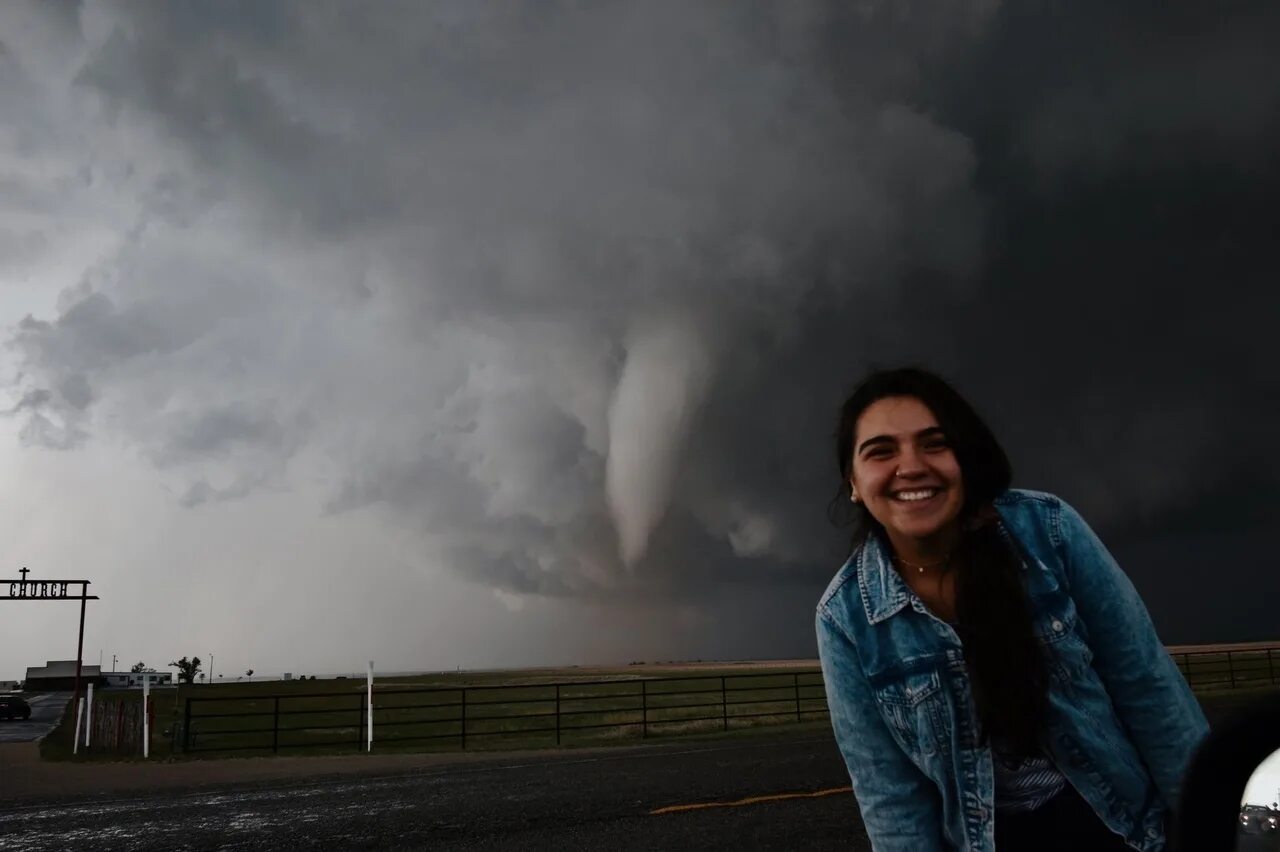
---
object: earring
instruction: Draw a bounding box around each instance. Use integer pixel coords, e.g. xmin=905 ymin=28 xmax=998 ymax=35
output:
xmin=850 ymin=487 xmax=859 ymax=503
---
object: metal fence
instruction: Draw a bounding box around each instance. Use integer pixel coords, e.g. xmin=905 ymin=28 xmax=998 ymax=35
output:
xmin=1169 ymin=645 xmax=1279 ymax=692
xmin=177 ymin=643 xmax=1280 ymax=756
xmin=180 ymin=670 xmax=830 ymax=755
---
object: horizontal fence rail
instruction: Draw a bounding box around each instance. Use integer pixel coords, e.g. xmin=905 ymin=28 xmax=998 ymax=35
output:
xmin=1169 ymin=645 xmax=1279 ymax=692
xmin=178 ymin=643 xmax=1279 ymax=756
xmin=180 ymin=670 xmax=829 ymax=755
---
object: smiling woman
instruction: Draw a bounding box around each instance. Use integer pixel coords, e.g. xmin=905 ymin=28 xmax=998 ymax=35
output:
xmin=849 ymin=399 xmax=966 ymax=572
xmin=816 ymin=367 xmax=1210 ymax=852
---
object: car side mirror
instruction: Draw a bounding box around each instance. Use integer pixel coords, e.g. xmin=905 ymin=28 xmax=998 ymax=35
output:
xmin=1172 ymin=692 xmax=1280 ymax=851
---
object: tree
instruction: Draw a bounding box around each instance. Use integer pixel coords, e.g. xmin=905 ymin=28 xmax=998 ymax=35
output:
xmin=130 ymin=662 xmax=156 ymax=673
xmin=170 ymin=656 xmax=203 ymax=684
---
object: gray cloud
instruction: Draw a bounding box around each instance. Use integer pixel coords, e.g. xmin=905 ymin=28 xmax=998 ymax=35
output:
xmin=18 ymin=3 xmax=988 ymax=582
xmin=0 ymin=0 xmax=1273 ymax=680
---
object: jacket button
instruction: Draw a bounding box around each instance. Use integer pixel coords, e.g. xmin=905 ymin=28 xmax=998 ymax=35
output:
xmin=1051 ymin=619 xmax=1064 ymax=632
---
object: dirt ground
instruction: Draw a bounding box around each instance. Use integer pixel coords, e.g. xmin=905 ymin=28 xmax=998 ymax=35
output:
xmin=0 ymin=740 xmax=597 ymax=803
xmin=4 ymin=679 xmax=1267 ymax=807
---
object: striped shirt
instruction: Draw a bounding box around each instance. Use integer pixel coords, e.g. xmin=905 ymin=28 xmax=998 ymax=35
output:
xmin=942 ymin=618 xmax=1068 ymax=814
xmin=992 ymin=744 xmax=1068 ymax=813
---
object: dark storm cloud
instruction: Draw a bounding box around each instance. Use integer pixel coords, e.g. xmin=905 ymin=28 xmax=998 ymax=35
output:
xmin=3 ymin=0 xmax=1274 ymax=658
xmin=924 ymin=2 xmax=1279 ymax=519
xmin=873 ymin=0 xmax=1280 ymax=642
xmin=153 ymin=404 xmax=291 ymax=467
xmin=27 ymin=1 xmax=995 ymax=596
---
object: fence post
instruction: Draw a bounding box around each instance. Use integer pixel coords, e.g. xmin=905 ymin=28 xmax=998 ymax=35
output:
xmin=721 ymin=676 xmax=728 ymax=731
xmin=1228 ymin=651 xmax=1236 ymax=689
xmin=274 ymin=696 xmax=281 ymax=754
xmin=86 ymin=683 xmax=94 ymax=749
xmin=147 ymin=694 xmax=155 ymax=759
xmin=555 ymin=684 xmax=561 ymax=746
xmin=141 ymin=678 xmax=150 ymax=759
xmin=641 ymin=680 xmax=648 ymax=739
xmin=168 ymin=703 xmax=177 ymax=755
xmin=1269 ymin=649 xmax=1276 ymax=686
xmin=183 ymin=694 xmax=192 ymax=753
xmin=366 ymin=661 xmax=374 ymax=753
xmin=461 ymin=688 xmax=467 ymax=750
xmin=794 ymin=672 xmax=802 ymax=723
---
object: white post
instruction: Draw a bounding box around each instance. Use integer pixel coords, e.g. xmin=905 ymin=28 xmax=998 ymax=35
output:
xmin=85 ymin=682 xmax=94 ymax=748
xmin=142 ymin=675 xmax=150 ymax=759
xmin=366 ymin=661 xmax=374 ymax=752
xmin=73 ymin=696 xmax=84 ymax=755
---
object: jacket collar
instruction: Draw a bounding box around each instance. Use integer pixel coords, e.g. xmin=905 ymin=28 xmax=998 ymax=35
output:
xmin=858 ymin=533 xmax=913 ymax=625
xmin=857 ymin=506 xmax=1035 ymax=626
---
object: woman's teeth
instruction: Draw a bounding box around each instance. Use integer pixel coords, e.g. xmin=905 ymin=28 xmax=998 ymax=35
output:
xmin=893 ymin=489 xmax=939 ymax=502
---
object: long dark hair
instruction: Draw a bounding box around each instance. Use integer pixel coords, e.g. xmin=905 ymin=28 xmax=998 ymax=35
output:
xmin=831 ymin=366 xmax=1050 ymax=759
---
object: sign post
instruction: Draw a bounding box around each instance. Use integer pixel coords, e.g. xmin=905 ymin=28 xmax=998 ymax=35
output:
xmin=73 ymin=697 xmax=84 ymax=754
xmin=1 ymin=568 xmax=99 ymax=756
xmin=366 ymin=661 xmax=374 ymax=752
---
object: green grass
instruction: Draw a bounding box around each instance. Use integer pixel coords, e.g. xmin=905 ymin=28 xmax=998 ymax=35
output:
xmin=42 ymin=664 xmax=828 ymax=761
xmin=175 ymin=668 xmax=830 ymax=758
xmin=40 ymin=656 xmax=1280 ymax=763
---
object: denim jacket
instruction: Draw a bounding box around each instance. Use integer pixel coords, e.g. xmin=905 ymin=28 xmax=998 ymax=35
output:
xmin=816 ymin=489 xmax=1209 ymax=851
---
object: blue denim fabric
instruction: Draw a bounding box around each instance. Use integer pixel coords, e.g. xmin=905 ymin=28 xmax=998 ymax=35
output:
xmin=816 ymin=489 xmax=1209 ymax=851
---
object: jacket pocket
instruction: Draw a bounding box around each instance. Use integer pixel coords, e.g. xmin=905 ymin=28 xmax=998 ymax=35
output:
xmin=873 ymin=669 xmax=950 ymax=759
xmin=1038 ymin=608 xmax=1094 ymax=682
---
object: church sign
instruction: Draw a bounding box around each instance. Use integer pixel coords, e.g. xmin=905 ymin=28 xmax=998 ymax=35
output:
xmin=1 ymin=567 xmax=100 ymax=715
xmin=6 ymin=569 xmax=74 ymax=599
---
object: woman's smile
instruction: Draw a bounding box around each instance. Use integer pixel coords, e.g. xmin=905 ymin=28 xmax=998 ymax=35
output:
xmin=850 ymin=396 xmax=966 ymax=550
xmin=889 ymin=487 xmax=944 ymax=505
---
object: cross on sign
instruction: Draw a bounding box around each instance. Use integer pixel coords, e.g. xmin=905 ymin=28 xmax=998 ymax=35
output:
xmin=18 ymin=567 xmax=29 ymax=582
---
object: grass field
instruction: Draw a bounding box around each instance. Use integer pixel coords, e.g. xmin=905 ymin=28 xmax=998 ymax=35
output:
xmin=39 ymin=651 xmax=1278 ymax=762
xmin=43 ymin=662 xmax=828 ymax=762
xmin=180 ymin=664 xmax=829 ymax=757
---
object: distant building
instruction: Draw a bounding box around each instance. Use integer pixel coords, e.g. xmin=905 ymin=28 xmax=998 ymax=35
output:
xmin=0 ymin=680 xmax=19 ymax=692
xmin=102 ymin=671 xmax=173 ymax=689
xmin=23 ymin=661 xmax=103 ymax=691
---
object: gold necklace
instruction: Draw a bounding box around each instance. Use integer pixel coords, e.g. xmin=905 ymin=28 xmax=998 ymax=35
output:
xmin=894 ymin=553 xmax=951 ymax=574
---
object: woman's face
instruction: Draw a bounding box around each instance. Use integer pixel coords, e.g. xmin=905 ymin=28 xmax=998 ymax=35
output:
xmin=850 ymin=395 xmax=966 ymax=549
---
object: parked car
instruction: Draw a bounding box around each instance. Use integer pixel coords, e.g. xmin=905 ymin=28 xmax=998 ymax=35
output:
xmin=0 ymin=694 xmax=31 ymax=720
xmin=1240 ymin=804 xmax=1280 ymax=835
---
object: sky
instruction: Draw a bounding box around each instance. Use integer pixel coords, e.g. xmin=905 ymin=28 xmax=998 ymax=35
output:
xmin=0 ymin=1 xmax=1275 ymax=682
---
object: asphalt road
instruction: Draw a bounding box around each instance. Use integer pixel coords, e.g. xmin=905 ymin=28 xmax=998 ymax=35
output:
xmin=0 ymin=693 xmax=69 ymax=745
xmin=0 ymin=694 xmax=1267 ymax=851
xmin=0 ymin=731 xmax=864 ymax=852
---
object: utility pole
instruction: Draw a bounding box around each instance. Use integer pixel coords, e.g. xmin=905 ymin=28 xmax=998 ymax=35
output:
xmin=111 ymin=654 xmax=117 ymax=674
xmin=209 ymin=653 xmax=213 ymax=685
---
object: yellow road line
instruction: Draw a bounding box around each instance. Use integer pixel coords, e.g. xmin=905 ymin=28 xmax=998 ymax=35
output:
xmin=650 ymin=786 xmax=852 ymax=815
